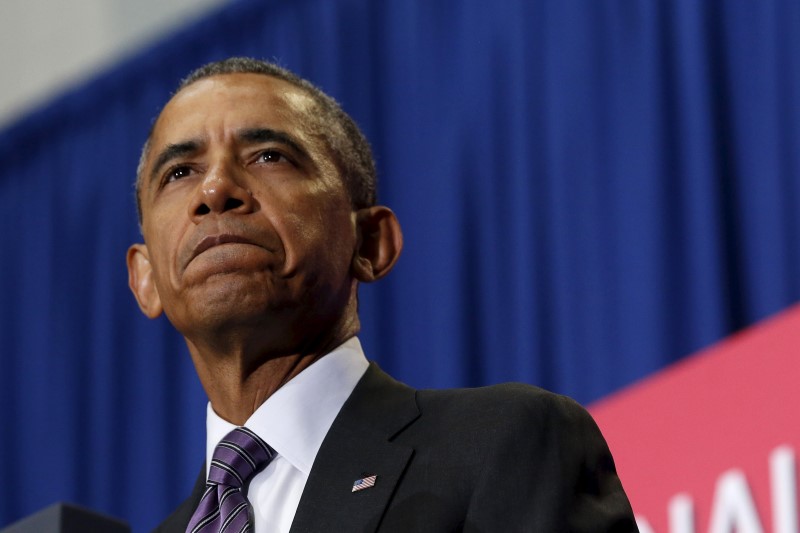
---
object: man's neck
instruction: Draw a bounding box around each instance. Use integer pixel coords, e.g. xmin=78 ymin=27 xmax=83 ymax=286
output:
xmin=196 ymin=351 xmax=324 ymax=425
xmin=185 ymin=321 xmax=359 ymax=425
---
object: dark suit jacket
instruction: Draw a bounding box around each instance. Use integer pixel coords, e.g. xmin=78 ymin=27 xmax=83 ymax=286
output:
xmin=154 ymin=363 xmax=636 ymax=532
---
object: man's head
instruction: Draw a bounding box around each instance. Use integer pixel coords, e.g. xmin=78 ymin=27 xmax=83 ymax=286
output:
xmin=135 ymin=58 xmax=377 ymax=224
xmin=127 ymin=58 xmax=401 ymax=353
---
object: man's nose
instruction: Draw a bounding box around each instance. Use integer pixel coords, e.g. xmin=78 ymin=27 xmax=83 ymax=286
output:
xmin=190 ymin=162 xmax=255 ymax=220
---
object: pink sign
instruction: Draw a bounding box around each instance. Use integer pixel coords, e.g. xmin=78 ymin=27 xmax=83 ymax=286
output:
xmin=590 ymin=304 xmax=800 ymax=532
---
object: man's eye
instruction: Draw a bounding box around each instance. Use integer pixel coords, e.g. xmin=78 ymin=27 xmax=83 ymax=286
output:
xmin=165 ymin=166 xmax=192 ymax=183
xmin=257 ymin=150 xmax=287 ymax=164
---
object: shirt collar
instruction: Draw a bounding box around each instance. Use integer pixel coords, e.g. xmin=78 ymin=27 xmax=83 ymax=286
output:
xmin=205 ymin=336 xmax=369 ymax=477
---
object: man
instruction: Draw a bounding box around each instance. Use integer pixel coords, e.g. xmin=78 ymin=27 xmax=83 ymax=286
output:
xmin=127 ymin=57 xmax=636 ymax=532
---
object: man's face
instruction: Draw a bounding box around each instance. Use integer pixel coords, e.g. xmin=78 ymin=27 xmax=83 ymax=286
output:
xmin=132 ymin=73 xmax=358 ymax=339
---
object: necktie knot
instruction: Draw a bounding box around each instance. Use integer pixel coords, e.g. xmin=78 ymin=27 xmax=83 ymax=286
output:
xmin=187 ymin=427 xmax=276 ymax=533
xmin=208 ymin=427 xmax=275 ymax=489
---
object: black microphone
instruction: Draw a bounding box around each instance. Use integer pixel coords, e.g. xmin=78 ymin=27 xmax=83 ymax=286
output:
xmin=0 ymin=502 xmax=130 ymax=533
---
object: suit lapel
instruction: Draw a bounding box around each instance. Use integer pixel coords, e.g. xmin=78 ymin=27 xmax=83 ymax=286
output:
xmin=289 ymin=364 xmax=419 ymax=532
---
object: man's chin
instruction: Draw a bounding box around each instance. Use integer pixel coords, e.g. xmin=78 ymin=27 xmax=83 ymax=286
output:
xmin=176 ymin=277 xmax=290 ymax=325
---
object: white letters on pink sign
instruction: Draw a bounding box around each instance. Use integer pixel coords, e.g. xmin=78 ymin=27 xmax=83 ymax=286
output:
xmin=635 ymin=445 xmax=798 ymax=532
xmin=669 ymin=494 xmax=695 ymax=533
xmin=707 ymin=470 xmax=763 ymax=533
xmin=637 ymin=517 xmax=655 ymax=533
xmin=770 ymin=446 xmax=797 ymax=533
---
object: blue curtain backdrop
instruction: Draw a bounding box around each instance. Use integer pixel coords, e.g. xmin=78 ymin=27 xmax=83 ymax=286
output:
xmin=1 ymin=0 xmax=799 ymax=530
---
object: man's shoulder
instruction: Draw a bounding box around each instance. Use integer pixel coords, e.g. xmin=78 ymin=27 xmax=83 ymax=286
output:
xmin=405 ymin=381 xmax=600 ymax=448
xmin=384 ymin=381 xmax=636 ymax=530
xmin=361 ymin=364 xmax=594 ymax=433
xmin=418 ymin=381 xmax=589 ymax=420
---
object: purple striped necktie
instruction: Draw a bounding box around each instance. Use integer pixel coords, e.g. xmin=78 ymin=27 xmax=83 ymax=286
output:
xmin=186 ymin=427 xmax=276 ymax=533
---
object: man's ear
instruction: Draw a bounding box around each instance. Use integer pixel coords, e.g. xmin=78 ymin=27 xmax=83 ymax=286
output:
xmin=126 ymin=243 xmax=164 ymax=318
xmin=352 ymin=206 xmax=403 ymax=282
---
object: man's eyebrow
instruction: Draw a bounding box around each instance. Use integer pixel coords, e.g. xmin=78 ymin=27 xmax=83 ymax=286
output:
xmin=149 ymin=140 xmax=202 ymax=183
xmin=237 ymin=128 xmax=307 ymax=157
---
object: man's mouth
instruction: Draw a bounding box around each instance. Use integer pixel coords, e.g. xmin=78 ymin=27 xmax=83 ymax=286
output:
xmin=190 ymin=234 xmax=261 ymax=262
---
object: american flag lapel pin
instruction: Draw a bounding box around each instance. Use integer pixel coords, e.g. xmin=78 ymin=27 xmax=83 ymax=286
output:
xmin=352 ymin=474 xmax=378 ymax=492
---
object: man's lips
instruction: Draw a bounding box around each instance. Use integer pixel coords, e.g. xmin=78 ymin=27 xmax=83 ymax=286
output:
xmin=189 ymin=234 xmax=262 ymax=264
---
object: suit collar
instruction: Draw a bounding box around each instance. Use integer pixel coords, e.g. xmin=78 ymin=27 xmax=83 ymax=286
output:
xmin=153 ymin=363 xmax=419 ymax=533
xmin=289 ymin=363 xmax=420 ymax=532
xmin=205 ymin=338 xmax=369 ymax=478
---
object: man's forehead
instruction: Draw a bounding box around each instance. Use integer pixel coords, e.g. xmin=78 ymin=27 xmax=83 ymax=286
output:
xmin=150 ymin=73 xmax=317 ymax=144
xmin=171 ymin=72 xmax=311 ymax=108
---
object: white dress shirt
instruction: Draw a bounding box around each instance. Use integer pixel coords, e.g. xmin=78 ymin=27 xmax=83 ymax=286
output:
xmin=205 ymin=337 xmax=369 ymax=533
